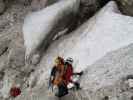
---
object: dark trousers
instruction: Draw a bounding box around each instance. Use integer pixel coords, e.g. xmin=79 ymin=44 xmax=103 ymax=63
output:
xmin=57 ymin=82 xmax=68 ymax=97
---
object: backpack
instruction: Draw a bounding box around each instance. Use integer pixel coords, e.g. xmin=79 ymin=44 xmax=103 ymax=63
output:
xmin=50 ymin=64 xmax=64 ymax=86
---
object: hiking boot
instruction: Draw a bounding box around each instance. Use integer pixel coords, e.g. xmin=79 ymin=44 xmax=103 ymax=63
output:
xmin=74 ymin=82 xmax=81 ymax=90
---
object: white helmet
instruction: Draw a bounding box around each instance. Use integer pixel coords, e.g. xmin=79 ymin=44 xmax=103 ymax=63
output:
xmin=65 ymin=57 xmax=73 ymax=64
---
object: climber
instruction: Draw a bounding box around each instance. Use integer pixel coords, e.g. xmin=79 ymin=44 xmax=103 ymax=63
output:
xmin=49 ymin=56 xmax=68 ymax=97
xmin=10 ymin=83 xmax=21 ymax=98
xmin=64 ymin=57 xmax=83 ymax=90
xmin=49 ymin=56 xmax=83 ymax=97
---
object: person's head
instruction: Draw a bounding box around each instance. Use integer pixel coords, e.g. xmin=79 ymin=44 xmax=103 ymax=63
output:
xmin=54 ymin=56 xmax=64 ymax=66
xmin=65 ymin=57 xmax=73 ymax=65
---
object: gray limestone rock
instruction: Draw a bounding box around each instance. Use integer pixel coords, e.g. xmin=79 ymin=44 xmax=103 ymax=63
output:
xmin=0 ymin=0 xmax=5 ymax=14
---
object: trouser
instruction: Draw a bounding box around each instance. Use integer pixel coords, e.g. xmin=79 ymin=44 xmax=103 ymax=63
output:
xmin=56 ymin=82 xmax=68 ymax=97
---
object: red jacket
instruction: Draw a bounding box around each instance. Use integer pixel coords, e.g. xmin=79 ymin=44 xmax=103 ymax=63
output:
xmin=10 ymin=87 xmax=21 ymax=97
xmin=64 ymin=64 xmax=73 ymax=85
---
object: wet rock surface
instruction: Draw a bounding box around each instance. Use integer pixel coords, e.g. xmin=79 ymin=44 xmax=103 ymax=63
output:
xmin=116 ymin=0 xmax=133 ymax=16
xmin=79 ymin=0 xmax=100 ymax=23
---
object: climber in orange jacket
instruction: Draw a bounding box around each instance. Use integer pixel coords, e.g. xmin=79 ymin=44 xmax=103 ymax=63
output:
xmin=50 ymin=57 xmax=83 ymax=97
xmin=50 ymin=56 xmax=68 ymax=97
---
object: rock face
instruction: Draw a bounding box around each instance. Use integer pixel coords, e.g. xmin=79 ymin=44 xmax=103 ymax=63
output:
xmin=1 ymin=0 xmax=133 ymax=100
xmin=13 ymin=0 xmax=31 ymax=5
xmin=0 ymin=2 xmax=31 ymax=99
xmin=33 ymin=1 xmax=133 ymax=72
xmin=0 ymin=39 xmax=9 ymax=57
xmin=23 ymin=0 xmax=80 ymax=65
xmin=31 ymin=0 xmax=59 ymax=11
xmin=81 ymin=44 xmax=133 ymax=100
xmin=0 ymin=0 xmax=5 ymax=14
xmin=79 ymin=0 xmax=100 ymax=23
xmin=99 ymin=0 xmax=110 ymax=6
xmin=15 ymin=1 xmax=133 ymax=100
xmin=30 ymin=0 xmax=109 ymax=23
xmin=79 ymin=0 xmax=110 ymax=23
xmin=116 ymin=0 xmax=133 ymax=16
xmin=31 ymin=0 xmax=48 ymax=11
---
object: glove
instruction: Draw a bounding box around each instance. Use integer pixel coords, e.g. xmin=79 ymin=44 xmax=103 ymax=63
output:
xmin=79 ymin=71 xmax=83 ymax=76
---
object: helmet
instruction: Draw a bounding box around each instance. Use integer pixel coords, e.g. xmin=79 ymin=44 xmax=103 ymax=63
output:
xmin=65 ymin=57 xmax=73 ymax=64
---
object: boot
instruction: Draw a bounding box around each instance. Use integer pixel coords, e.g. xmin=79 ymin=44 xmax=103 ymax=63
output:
xmin=74 ymin=82 xmax=81 ymax=90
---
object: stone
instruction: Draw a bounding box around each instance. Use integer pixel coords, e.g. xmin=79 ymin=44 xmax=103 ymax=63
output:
xmin=0 ymin=0 xmax=5 ymax=14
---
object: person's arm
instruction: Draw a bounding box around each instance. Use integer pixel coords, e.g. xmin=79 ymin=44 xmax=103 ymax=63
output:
xmin=50 ymin=66 xmax=56 ymax=77
xmin=49 ymin=66 xmax=56 ymax=89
